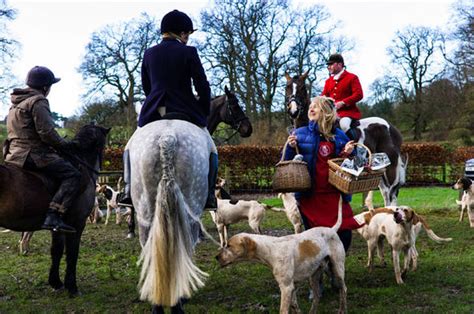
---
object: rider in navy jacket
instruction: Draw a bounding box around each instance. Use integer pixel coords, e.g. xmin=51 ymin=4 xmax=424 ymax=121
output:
xmin=138 ymin=37 xmax=211 ymax=127
xmin=284 ymin=120 xmax=352 ymax=203
xmin=120 ymin=10 xmax=218 ymax=212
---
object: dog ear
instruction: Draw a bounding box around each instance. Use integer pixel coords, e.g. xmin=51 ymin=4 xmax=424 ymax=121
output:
xmin=405 ymin=208 xmax=416 ymax=223
xmin=411 ymin=212 xmax=420 ymax=225
xmin=242 ymin=236 xmax=257 ymax=258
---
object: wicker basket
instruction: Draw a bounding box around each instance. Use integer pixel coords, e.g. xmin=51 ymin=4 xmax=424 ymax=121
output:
xmin=328 ymin=143 xmax=385 ymax=194
xmin=272 ymin=141 xmax=311 ymax=193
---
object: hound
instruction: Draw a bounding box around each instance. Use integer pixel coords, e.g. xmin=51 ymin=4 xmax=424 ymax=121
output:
xmin=452 ymin=177 xmax=474 ymax=227
xmin=88 ymin=196 xmax=103 ymax=224
xmin=278 ymin=193 xmax=303 ymax=234
xmin=210 ymin=199 xmax=283 ymax=248
xmin=97 ymin=184 xmax=125 ymax=225
xmin=216 ymin=196 xmax=346 ymax=314
xmin=355 ymin=206 xmax=452 ymax=284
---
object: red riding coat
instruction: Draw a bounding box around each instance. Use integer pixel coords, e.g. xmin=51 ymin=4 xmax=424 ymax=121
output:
xmin=321 ymin=70 xmax=363 ymax=120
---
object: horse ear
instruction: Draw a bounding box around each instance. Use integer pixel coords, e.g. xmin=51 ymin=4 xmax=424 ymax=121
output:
xmin=285 ymin=72 xmax=291 ymax=82
xmin=301 ymin=70 xmax=309 ymax=80
xmin=224 ymin=85 xmax=231 ymax=96
xmin=103 ymin=127 xmax=111 ymax=135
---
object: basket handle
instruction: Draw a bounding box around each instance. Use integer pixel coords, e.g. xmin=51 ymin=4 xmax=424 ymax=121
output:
xmin=353 ymin=142 xmax=372 ymax=163
xmin=280 ymin=140 xmax=300 ymax=162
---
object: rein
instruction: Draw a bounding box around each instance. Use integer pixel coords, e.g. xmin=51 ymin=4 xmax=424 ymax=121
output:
xmin=61 ymin=150 xmax=100 ymax=176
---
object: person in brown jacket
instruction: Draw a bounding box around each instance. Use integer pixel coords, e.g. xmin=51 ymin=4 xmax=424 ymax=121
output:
xmin=4 ymin=66 xmax=80 ymax=233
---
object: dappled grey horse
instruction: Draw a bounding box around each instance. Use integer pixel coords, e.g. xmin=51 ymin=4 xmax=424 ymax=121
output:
xmin=127 ymin=119 xmax=215 ymax=308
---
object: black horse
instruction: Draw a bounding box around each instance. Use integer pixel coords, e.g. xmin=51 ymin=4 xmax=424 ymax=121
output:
xmin=0 ymin=124 xmax=110 ymax=296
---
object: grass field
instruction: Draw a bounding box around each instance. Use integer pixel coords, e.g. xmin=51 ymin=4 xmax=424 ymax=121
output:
xmin=0 ymin=187 xmax=473 ymax=313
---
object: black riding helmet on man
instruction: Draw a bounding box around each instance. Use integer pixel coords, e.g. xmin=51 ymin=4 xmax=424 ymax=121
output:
xmin=5 ymin=66 xmax=81 ymax=233
xmin=118 ymin=10 xmax=218 ymax=211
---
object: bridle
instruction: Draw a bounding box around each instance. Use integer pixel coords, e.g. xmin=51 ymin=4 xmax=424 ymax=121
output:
xmin=286 ymin=80 xmax=306 ymax=119
xmin=213 ymin=95 xmax=249 ymax=143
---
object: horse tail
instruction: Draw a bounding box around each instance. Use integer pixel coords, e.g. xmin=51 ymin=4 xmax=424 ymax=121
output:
xmin=399 ymin=154 xmax=408 ymax=186
xmin=389 ymin=123 xmax=407 ymax=186
xmin=138 ymin=133 xmax=207 ymax=307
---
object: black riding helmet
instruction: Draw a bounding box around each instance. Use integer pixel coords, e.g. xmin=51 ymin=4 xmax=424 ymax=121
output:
xmin=160 ymin=10 xmax=196 ymax=34
xmin=26 ymin=66 xmax=61 ymax=89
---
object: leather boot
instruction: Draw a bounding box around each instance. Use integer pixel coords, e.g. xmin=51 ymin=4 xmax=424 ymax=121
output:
xmin=204 ymin=152 xmax=218 ymax=210
xmin=345 ymin=127 xmax=359 ymax=142
xmin=42 ymin=209 xmax=76 ymax=233
xmin=117 ymin=149 xmax=133 ymax=207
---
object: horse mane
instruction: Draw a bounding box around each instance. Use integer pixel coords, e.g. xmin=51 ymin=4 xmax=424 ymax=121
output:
xmin=72 ymin=124 xmax=108 ymax=152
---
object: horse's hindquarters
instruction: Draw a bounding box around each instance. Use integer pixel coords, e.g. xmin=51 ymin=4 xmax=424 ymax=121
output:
xmin=128 ymin=120 xmax=212 ymax=305
xmin=0 ymin=165 xmax=51 ymax=231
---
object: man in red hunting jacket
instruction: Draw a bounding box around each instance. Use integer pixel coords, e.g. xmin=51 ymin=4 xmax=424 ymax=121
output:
xmin=321 ymin=53 xmax=363 ymax=140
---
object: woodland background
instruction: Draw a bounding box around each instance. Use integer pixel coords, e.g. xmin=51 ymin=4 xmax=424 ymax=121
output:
xmin=0 ymin=0 xmax=472 ymax=149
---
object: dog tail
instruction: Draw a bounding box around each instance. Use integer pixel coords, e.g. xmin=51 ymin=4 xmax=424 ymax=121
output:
xmin=331 ymin=195 xmax=343 ymax=232
xmin=264 ymin=204 xmax=283 ymax=212
xmin=416 ymin=215 xmax=452 ymax=243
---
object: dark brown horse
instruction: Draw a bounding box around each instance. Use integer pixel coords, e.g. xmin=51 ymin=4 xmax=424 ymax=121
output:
xmin=0 ymin=124 xmax=110 ymax=296
xmin=208 ymin=85 xmax=253 ymax=139
xmin=284 ymin=72 xmax=407 ymax=206
xmin=285 ymin=71 xmax=310 ymax=129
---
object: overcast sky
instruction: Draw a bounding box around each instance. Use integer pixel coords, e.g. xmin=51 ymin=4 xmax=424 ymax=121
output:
xmin=4 ymin=0 xmax=457 ymax=119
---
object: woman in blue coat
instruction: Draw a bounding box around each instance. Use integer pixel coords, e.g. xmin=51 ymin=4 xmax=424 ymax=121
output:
xmin=285 ymin=96 xmax=362 ymax=252
xmin=119 ymin=10 xmax=218 ymax=211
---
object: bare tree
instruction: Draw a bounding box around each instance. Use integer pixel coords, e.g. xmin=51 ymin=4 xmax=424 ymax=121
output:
xmin=286 ymin=5 xmax=351 ymax=97
xmin=78 ymin=13 xmax=159 ymax=129
xmin=386 ymin=26 xmax=445 ymax=140
xmin=200 ymin=0 xmax=347 ymax=138
xmin=0 ymin=0 xmax=19 ymax=107
xmin=442 ymin=0 xmax=473 ymax=84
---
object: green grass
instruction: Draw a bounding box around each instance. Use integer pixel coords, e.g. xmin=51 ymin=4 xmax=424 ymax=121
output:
xmin=0 ymin=187 xmax=472 ymax=313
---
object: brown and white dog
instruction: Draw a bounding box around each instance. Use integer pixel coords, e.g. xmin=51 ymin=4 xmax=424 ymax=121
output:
xmin=452 ymin=177 xmax=474 ymax=227
xmin=210 ymin=199 xmax=283 ymax=248
xmin=278 ymin=193 xmax=303 ymax=234
xmin=355 ymin=206 xmax=452 ymax=284
xmin=216 ymin=197 xmax=347 ymax=314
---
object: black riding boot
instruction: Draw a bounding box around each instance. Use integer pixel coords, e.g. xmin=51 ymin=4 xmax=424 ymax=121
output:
xmin=205 ymin=152 xmax=218 ymax=210
xmin=117 ymin=149 xmax=133 ymax=207
xmin=345 ymin=127 xmax=359 ymax=142
xmin=41 ymin=203 xmax=76 ymax=233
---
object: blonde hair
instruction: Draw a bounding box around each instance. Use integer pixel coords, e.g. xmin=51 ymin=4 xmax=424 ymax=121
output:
xmin=162 ymin=32 xmax=182 ymax=40
xmin=310 ymin=96 xmax=337 ymax=140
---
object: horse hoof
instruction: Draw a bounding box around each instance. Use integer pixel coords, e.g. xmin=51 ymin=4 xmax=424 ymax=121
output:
xmin=127 ymin=233 xmax=135 ymax=239
xmin=51 ymin=286 xmax=64 ymax=293
xmin=49 ymin=281 xmax=64 ymax=291
xmin=68 ymin=290 xmax=82 ymax=298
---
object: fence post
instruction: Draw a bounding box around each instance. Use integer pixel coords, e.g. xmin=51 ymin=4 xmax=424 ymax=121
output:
xmin=442 ymin=164 xmax=446 ymax=184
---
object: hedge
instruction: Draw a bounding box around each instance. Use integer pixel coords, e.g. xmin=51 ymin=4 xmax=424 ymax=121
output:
xmin=101 ymin=144 xmax=474 ymax=190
